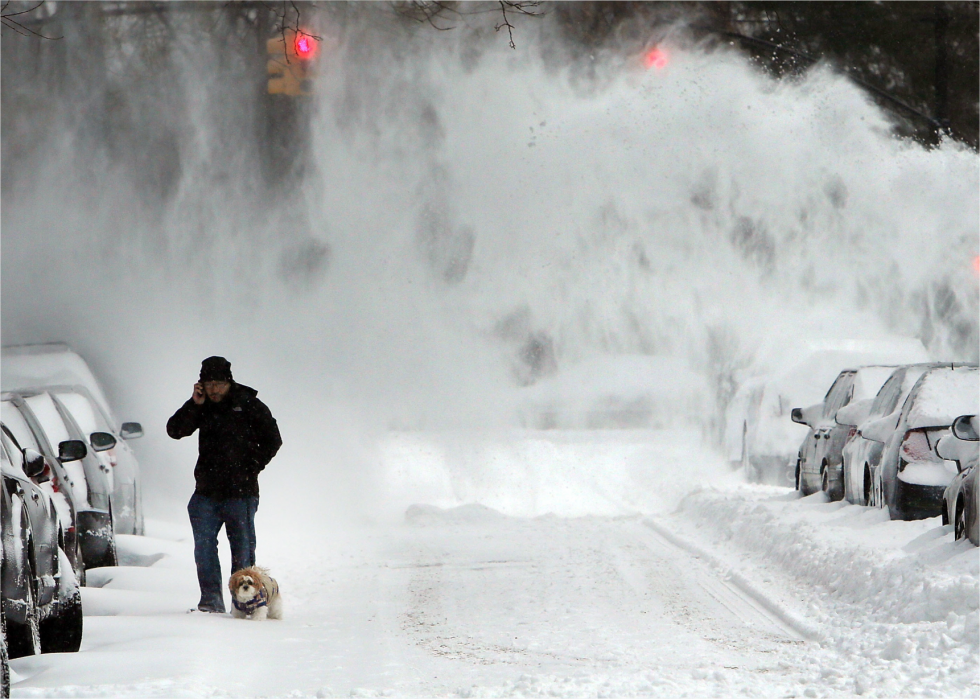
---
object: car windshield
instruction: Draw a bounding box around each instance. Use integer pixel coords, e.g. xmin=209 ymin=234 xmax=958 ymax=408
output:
xmin=24 ymin=392 xmax=73 ymax=447
xmin=0 ymin=432 xmax=24 ymax=474
xmin=54 ymin=390 xmax=112 ymax=437
xmin=1 ymin=400 xmax=43 ymax=453
xmin=823 ymin=372 xmax=855 ymax=418
xmin=853 ymin=366 xmax=900 ymax=403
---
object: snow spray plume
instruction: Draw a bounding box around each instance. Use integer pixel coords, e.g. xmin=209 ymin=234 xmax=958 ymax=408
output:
xmin=2 ymin=6 xmax=977 ymax=523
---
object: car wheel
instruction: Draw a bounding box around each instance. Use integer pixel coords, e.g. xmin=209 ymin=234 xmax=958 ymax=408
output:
xmin=821 ymin=463 xmax=843 ymax=502
xmin=74 ymin=536 xmax=86 ymax=588
xmin=1 ymin=575 xmax=9 ymax=698
xmin=88 ymin=534 xmax=118 ymax=570
xmin=863 ymin=465 xmax=872 ymax=507
xmin=955 ymin=501 xmax=967 ymax=541
xmin=39 ymin=549 xmax=83 ymax=654
xmin=6 ymin=552 xmax=41 ymax=659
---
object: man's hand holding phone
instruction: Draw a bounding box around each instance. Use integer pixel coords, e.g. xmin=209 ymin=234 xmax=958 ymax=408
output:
xmin=192 ymin=382 xmax=206 ymax=405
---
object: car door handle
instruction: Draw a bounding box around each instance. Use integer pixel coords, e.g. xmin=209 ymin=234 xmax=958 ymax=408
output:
xmin=31 ymin=491 xmax=40 ymax=502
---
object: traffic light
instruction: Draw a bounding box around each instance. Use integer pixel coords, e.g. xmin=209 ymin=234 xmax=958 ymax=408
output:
xmin=643 ymin=46 xmax=668 ymax=70
xmin=267 ymin=28 xmax=319 ymax=96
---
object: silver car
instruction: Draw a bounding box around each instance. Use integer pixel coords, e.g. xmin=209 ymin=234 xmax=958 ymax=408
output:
xmin=49 ymin=386 xmax=144 ymax=536
xmin=938 ymin=415 xmax=979 ymax=545
xmin=5 ymin=391 xmax=119 ymax=569
xmin=840 ymin=364 xmax=939 ymax=506
xmin=862 ymin=365 xmax=979 ymax=520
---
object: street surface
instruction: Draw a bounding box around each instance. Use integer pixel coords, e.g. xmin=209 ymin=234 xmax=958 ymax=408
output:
xmin=8 ymin=430 xmax=978 ymax=698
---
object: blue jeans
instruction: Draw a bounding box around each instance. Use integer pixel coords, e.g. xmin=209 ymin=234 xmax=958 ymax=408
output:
xmin=187 ymin=493 xmax=259 ymax=612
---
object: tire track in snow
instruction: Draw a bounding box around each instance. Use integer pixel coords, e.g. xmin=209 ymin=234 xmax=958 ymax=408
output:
xmin=641 ymin=517 xmax=823 ymax=642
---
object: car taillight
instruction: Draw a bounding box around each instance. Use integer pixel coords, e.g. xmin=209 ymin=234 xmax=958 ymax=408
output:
xmin=846 ymin=427 xmax=857 ymax=442
xmin=50 ymin=473 xmax=60 ymax=493
xmin=900 ymin=429 xmax=934 ymax=463
xmin=41 ymin=463 xmax=58 ymax=491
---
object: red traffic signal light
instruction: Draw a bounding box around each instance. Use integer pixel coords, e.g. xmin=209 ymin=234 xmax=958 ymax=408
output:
xmin=268 ymin=28 xmax=319 ymax=96
xmin=295 ymin=32 xmax=317 ymax=60
xmin=644 ymin=47 xmax=668 ymax=70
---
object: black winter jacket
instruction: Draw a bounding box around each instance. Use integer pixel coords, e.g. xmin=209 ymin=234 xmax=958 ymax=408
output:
xmin=166 ymin=383 xmax=282 ymax=499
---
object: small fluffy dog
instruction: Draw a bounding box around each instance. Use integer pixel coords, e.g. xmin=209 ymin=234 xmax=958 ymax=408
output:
xmin=229 ymin=566 xmax=282 ymax=620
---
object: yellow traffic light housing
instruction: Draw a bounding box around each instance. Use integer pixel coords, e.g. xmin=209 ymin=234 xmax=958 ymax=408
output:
xmin=267 ymin=29 xmax=318 ymax=96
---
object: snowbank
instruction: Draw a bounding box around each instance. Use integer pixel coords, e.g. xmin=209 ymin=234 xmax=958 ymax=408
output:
xmin=378 ymin=429 xmax=737 ymax=520
xmin=675 ymin=487 xmax=979 ymax=696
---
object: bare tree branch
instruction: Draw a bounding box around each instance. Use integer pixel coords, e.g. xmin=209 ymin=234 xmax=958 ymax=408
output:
xmin=495 ymin=1 xmax=540 ymax=50
xmin=273 ymin=0 xmax=322 ymax=65
xmin=1 ymin=1 xmax=62 ymax=39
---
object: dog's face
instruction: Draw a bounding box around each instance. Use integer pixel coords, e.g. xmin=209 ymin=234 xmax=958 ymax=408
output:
xmin=230 ymin=570 xmax=261 ymax=603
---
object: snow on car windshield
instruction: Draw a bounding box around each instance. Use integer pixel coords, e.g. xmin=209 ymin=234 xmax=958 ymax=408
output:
xmin=55 ymin=391 xmax=111 ymax=436
xmin=23 ymin=392 xmax=72 ymax=447
xmin=1 ymin=400 xmax=41 ymax=453
xmin=906 ymin=367 xmax=980 ymax=429
xmin=852 ymin=365 xmax=903 ymax=402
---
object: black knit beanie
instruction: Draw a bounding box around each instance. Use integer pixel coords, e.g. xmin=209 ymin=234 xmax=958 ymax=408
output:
xmin=200 ymin=356 xmax=233 ymax=383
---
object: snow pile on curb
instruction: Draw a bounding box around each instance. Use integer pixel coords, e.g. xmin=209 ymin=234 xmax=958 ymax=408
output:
xmin=676 ymin=486 xmax=979 ymax=696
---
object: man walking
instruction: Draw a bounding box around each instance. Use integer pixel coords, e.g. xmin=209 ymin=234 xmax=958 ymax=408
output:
xmin=167 ymin=356 xmax=282 ymax=613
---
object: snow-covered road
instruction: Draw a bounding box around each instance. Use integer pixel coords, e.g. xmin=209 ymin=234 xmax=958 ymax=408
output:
xmin=8 ymin=431 xmax=978 ymax=698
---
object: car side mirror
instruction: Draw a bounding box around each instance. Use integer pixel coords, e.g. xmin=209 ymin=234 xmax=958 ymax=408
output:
xmin=791 ymin=404 xmax=822 ymax=427
xmin=58 ymin=439 xmax=88 ymax=463
xmin=936 ymin=433 xmax=978 ymax=472
xmin=90 ymin=432 xmax=117 ymax=452
xmin=120 ymin=422 xmax=144 ymax=440
xmin=952 ymin=414 xmax=979 ymax=442
xmin=22 ymin=448 xmax=46 ymax=480
xmin=836 ymin=398 xmax=872 ymax=427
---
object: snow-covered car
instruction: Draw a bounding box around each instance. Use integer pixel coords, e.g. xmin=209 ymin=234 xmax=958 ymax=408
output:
xmin=938 ymin=415 xmax=979 ymax=545
xmin=792 ymin=365 xmax=903 ymax=499
xmin=1 ymin=397 xmax=85 ymax=584
xmin=5 ymin=391 xmax=119 ymax=569
xmin=840 ymin=364 xmax=939 ymax=506
xmin=727 ymin=340 xmax=929 ymax=486
xmin=50 ymin=386 xmax=144 ymax=536
xmin=0 ymin=427 xmax=83 ymax=657
xmin=1 ymin=534 xmax=7 ymax=696
xmin=861 ymin=365 xmax=979 ymax=520
xmin=1 ymin=343 xmax=145 ymax=535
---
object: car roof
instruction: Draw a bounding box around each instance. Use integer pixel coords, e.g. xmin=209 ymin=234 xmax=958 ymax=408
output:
xmin=1 ymin=344 xmax=116 ymax=426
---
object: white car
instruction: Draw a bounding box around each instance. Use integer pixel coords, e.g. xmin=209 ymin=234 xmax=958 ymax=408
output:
xmin=1 ymin=344 xmax=145 ymax=535
xmin=938 ymin=415 xmax=979 ymax=545
xmin=728 ymin=340 xmax=929 ymax=486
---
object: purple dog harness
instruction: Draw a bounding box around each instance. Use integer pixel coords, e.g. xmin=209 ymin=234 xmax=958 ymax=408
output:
xmin=232 ymin=578 xmax=278 ymax=614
